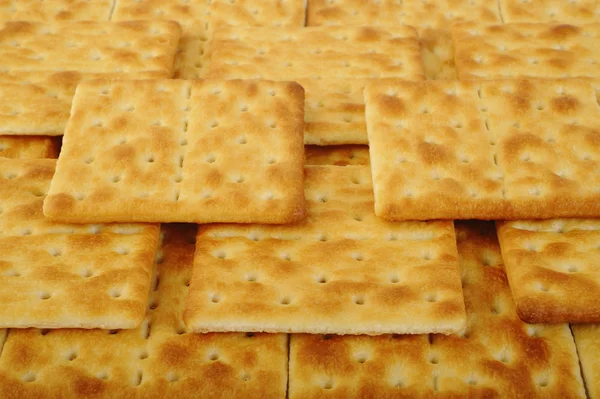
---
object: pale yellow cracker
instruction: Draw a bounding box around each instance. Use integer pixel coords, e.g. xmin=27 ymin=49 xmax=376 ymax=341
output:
xmin=306 ymin=0 xmax=500 ymax=79
xmin=0 ymin=158 xmax=160 ymax=329
xmin=111 ymin=0 xmax=210 ymax=38
xmin=184 ymin=165 xmax=465 ymax=335
xmin=208 ymin=25 xmax=425 ymax=80
xmin=10 ymin=0 xmax=114 ymax=21
xmin=497 ymin=219 xmax=600 ymax=323
xmin=365 ymin=78 xmax=600 ymax=220
xmin=44 ymin=79 xmax=306 ymax=224
xmin=0 ymin=136 xmax=59 ymax=158
xmin=299 ymin=78 xmax=369 ymax=145
xmin=209 ymin=0 xmax=306 ymax=29
xmin=572 ymin=324 xmax=600 ymax=399
xmin=173 ymin=36 xmax=211 ymax=79
xmin=305 ymin=145 xmax=370 ymax=166
xmin=500 ymin=0 xmax=600 ymax=23
xmin=0 ymin=20 xmax=181 ymax=76
xmin=289 ymin=221 xmax=585 ymax=398
xmin=0 ymin=225 xmax=289 ymax=398
xmin=453 ymin=22 xmax=600 ymax=79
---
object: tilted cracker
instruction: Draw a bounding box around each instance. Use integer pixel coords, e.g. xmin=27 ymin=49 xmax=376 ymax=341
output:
xmin=499 ymin=0 xmax=600 ymax=23
xmin=208 ymin=25 xmax=425 ymax=80
xmin=365 ymin=78 xmax=600 ymax=220
xmin=184 ymin=166 xmax=465 ymax=335
xmin=0 ymin=225 xmax=289 ymax=398
xmin=572 ymin=324 xmax=600 ymax=399
xmin=306 ymin=0 xmax=500 ymax=79
xmin=0 ymin=21 xmax=181 ymax=76
xmin=497 ymin=219 xmax=600 ymax=323
xmin=44 ymin=79 xmax=306 ymax=224
xmin=9 ymin=0 xmax=114 ymax=21
xmin=453 ymin=22 xmax=600 ymax=79
xmin=0 ymin=158 xmax=160 ymax=329
xmin=299 ymin=78 xmax=370 ymax=145
xmin=0 ymin=136 xmax=59 ymax=158
xmin=289 ymin=221 xmax=585 ymax=398
xmin=305 ymin=145 xmax=370 ymax=166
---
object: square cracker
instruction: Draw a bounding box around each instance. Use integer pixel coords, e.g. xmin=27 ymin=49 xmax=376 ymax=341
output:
xmin=0 ymin=20 xmax=181 ymax=76
xmin=207 ymin=25 xmax=425 ymax=80
xmin=497 ymin=219 xmax=600 ymax=323
xmin=452 ymin=22 xmax=600 ymax=79
xmin=9 ymin=0 xmax=114 ymax=21
xmin=43 ymin=79 xmax=306 ymax=224
xmin=184 ymin=165 xmax=465 ymax=335
xmin=305 ymin=145 xmax=370 ymax=166
xmin=288 ymin=221 xmax=585 ymax=398
xmin=499 ymin=0 xmax=600 ymax=23
xmin=572 ymin=324 xmax=600 ymax=399
xmin=0 ymin=136 xmax=59 ymax=158
xmin=365 ymin=78 xmax=600 ymax=220
xmin=298 ymin=78 xmax=370 ymax=145
xmin=0 ymin=158 xmax=160 ymax=329
xmin=0 ymin=225 xmax=289 ymax=398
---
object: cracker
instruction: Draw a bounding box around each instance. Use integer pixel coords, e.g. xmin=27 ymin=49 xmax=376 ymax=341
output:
xmin=496 ymin=219 xmax=600 ymax=323
xmin=306 ymin=1 xmax=500 ymax=79
xmin=289 ymin=221 xmax=586 ymax=398
xmin=0 ymin=158 xmax=160 ymax=329
xmin=208 ymin=0 xmax=306 ymax=30
xmin=0 ymin=20 xmax=181 ymax=76
xmin=365 ymin=78 xmax=600 ymax=220
xmin=0 ymin=136 xmax=59 ymax=158
xmin=9 ymin=0 xmax=114 ymax=21
xmin=572 ymin=324 xmax=600 ymax=399
xmin=173 ymin=36 xmax=211 ymax=79
xmin=208 ymin=25 xmax=425 ymax=80
xmin=500 ymin=0 xmax=600 ymax=23
xmin=305 ymin=145 xmax=370 ymax=166
xmin=111 ymin=0 xmax=210 ymax=39
xmin=184 ymin=165 xmax=465 ymax=335
xmin=298 ymin=78 xmax=369 ymax=145
xmin=453 ymin=22 xmax=600 ymax=79
xmin=0 ymin=224 xmax=289 ymax=398
xmin=44 ymin=79 xmax=306 ymax=224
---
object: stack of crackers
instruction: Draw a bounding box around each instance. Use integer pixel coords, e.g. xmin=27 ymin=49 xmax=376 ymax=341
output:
xmin=1 ymin=1 xmax=600 ymax=398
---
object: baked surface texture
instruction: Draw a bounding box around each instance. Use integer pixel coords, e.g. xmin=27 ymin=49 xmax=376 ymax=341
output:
xmin=44 ymin=79 xmax=306 ymax=224
xmin=288 ymin=221 xmax=586 ymax=398
xmin=184 ymin=166 xmax=465 ymax=335
xmin=0 ymin=0 xmax=114 ymax=21
xmin=499 ymin=0 xmax=600 ymax=23
xmin=365 ymin=78 xmax=600 ymax=220
xmin=0 ymin=158 xmax=160 ymax=329
xmin=0 ymin=224 xmax=289 ymax=398
xmin=497 ymin=219 xmax=600 ymax=323
xmin=453 ymin=22 xmax=600 ymax=79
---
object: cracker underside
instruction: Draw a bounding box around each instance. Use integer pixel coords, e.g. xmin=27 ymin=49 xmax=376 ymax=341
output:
xmin=497 ymin=219 xmax=600 ymax=323
xmin=288 ymin=221 xmax=585 ymax=398
xmin=305 ymin=145 xmax=370 ymax=166
xmin=453 ymin=22 xmax=600 ymax=79
xmin=0 ymin=158 xmax=159 ymax=329
xmin=0 ymin=225 xmax=289 ymax=399
xmin=572 ymin=324 xmax=600 ymax=399
xmin=365 ymin=78 xmax=600 ymax=220
xmin=184 ymin=166 xmax=465 ymax=335
xmin=0 ymin=136 xmax=59 ymax=158
xmin=43 ymin=79 xmax=306 ymax=224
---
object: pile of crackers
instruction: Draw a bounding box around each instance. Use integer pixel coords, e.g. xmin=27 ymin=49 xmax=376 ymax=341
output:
xmin=1 ymin=0 xmax=600 ymax=398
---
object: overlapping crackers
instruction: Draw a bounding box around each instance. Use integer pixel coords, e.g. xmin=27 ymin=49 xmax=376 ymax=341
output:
xmin=305 ymin=145 xmax=370 ymax=166
xmin=0 ymin=224 xmax=289 ymax=398
xmin=365 ymin=78 xmax=600 ymax=220
xmin=0 ymin=158 xmax=160 ymax=329
xmin=184 ymin=166 xmax=465 ymax=335
xmin=572 ymin=324 xmax=600 ymax=399
xmin=44 ymin=79 xmax=306 ymax=224
xmin=288 ymin=221 xmax=585 ymax=398
xmin=0 ymin=136 xmax=59 ymax=158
